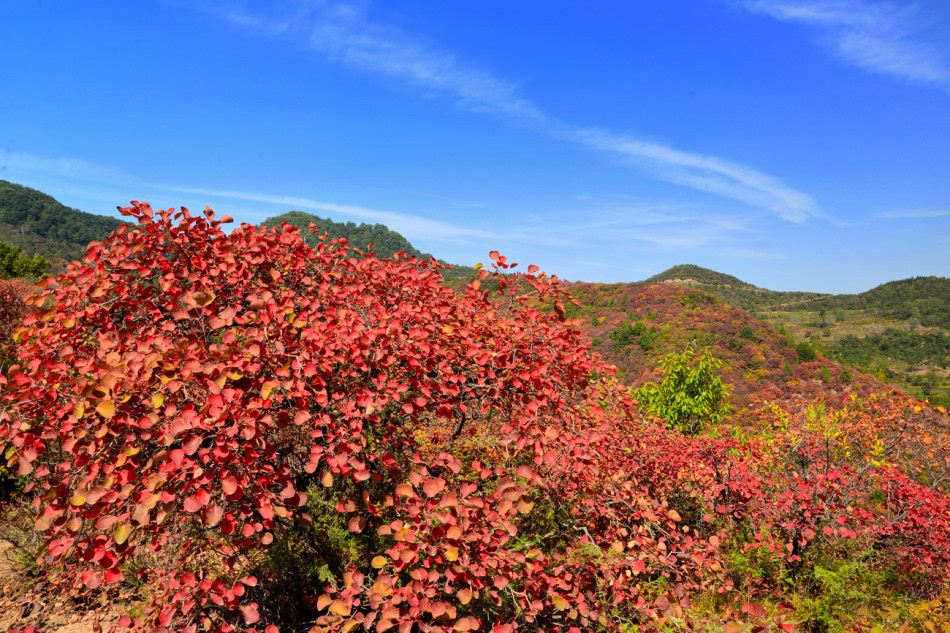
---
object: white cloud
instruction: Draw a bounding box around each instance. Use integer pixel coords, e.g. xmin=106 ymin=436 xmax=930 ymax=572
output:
xmin=0 ymin=150 xmax=129 ymax=183
xmin=205 ymin=2 xmax=819 ymax=222
xmin=875 ymin=209 xmax=950 ymax=218
xmin=159 ymin=185 xmax=506 ymax=242
xmin=568 ymin=128 xmax=816 ymax=221
xmin=737 ymin=0 xmax=950 ymax=89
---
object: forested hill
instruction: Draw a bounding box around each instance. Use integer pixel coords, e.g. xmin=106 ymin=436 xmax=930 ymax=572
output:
xmin=0 ymin=179 xmax=124 ymax=269
xmin=262 ymin=210 xmax=425 ymax=260
xmin=262 ymin=210 xmax=477 ymax=282
xmin=646 ymin=263 xmax=752 ymax=288
xmin=787 ymin=276 xmax=950 ymax=330
xmin=646 ymin=264 xmax=827 ymax=311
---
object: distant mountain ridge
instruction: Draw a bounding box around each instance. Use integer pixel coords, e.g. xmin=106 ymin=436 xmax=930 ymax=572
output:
xmin=261 ymin=210 xmax=477 ymax=283
xmin=261 ymin=211 xmax=425 ymax=260
xmin=646 ymin=263 xmax=754 ymax=288
xmin=0 ymin=179 xmax=124 ymax=269
xmin=801 ymin=276 xmax=950 ymax=329
xmin=646 ymin=264 xmax=828 ymax=311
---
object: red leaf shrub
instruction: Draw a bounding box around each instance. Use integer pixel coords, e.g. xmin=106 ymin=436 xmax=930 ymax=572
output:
xmin=3 ymin=203 xmax=949 ymax=632
xmin=0 ymin=204 xmax=724 ymax=632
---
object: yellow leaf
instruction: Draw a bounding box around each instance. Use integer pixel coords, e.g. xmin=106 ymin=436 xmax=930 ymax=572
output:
xmin=261 ymin=380 xmax=279 ymax=401
xmin=192 ymin=290 xmax=215 ymax=307
xmin=151 ymin=393 xmax=164 ymax=409
xmin=113 ymin=522 xmax=131 ymax=545
xmin=329 ymin=600 xmax=351 ymax=616
xmin=96 ymin=400 xmax=116 ymax=419
xmin=70 ymin=494 xmax=86 ymax=507
xmin=444 ymin=546 xmax=459 ymax=562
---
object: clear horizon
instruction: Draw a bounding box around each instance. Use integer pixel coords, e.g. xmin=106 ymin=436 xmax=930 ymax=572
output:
xmin=2 ymin=1 xmax=948 ymax=293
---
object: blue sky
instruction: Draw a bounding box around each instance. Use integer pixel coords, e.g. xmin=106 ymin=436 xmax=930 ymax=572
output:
xmin=2 ymin=0 xmax=948 ymax=292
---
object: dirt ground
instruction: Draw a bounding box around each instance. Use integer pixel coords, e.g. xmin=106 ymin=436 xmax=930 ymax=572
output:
xmin=0 ymin=538 xmax=120 ymax=633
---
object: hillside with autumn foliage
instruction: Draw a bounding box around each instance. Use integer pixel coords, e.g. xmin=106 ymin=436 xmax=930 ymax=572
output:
xmin=565 ymin=279 xmax=950 ymax=482
xmin=566 ymin=281 xmax=883 ymax=410
xmin=643 ymin=265 xmax=950 ymax=408
xmin=1 ymin=202 xmax=950 ymax=632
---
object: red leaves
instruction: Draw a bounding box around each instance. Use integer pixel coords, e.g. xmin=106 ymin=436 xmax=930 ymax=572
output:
xmin=7 ymin=201 xmax=948 ymax=633
xmin=183 ymin=488 xmax=211 ymax=513
xmin=422 ymin=477 xmax=446 ymax=498
xmin=741 ymin=600 xmax=767 ymax=618
xmin=240 ymin=603 xmax=260 ymax=625
xmin=221 ymin=474 xmax=240 ymax=496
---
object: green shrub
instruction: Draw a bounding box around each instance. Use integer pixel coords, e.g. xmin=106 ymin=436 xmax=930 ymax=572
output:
xmin=634 ymin=344 xmax=731 ymax=434
xmin=796 ymin=341 xmax=817 ymax=362
xmin=638 ymin=326 xmax=658 ymax=352
xmin=609 ymin=320 xmax=647 ymax=348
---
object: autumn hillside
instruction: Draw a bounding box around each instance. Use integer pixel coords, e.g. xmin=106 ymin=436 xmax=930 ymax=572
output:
xmin=645 ymin=265 xmax=950 ymax=408
xmin=566 ymin=279 xmax=950 ymax=485
xmin=566 ymin=281 xmax=875 ymax=409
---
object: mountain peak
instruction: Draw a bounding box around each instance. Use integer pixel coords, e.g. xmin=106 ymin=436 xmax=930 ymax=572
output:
xmin=645 ymin=264 xmax=756 ymax=289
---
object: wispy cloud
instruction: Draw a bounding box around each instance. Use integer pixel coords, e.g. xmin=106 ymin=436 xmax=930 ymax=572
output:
xmin=204 ymin=1 xmax=819 ymax=222
xmin=875 ymin=209 xmax=950 ymax=219
xmin=736 ymin=0 xmax=950 ymax=89
xmin=541 ymin=200 xmax=757 ymax=249
xmin=161 ymin=184 xmax=507 ymax=242
xmin=0 ymin=150 xmax=129 ymax=182
xmin=566 ymin=128 xmax=816 ymax=221
xmin=1 ymin=147 xmax=774 ymax=264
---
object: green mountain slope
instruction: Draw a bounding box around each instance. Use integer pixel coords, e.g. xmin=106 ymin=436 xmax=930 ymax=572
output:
xmin=0 ymin=180 xmax=124 ymax=269
xmin=261 ymin=210 xmax=477 ymax=283
xmin=789 ymin=276 xmax=950 ymax=329
xmin=646 ymin=263 xmax=752 ymax=288
xmin=645 ymin=264 xmax=827 ymax=311
xmin=261 ymin=211 xmax=425 ymax=259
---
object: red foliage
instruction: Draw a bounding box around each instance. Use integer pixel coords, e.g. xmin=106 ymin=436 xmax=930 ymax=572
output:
xmin=0 ymin=204 xmax=726 ymax=632
xmin=0 ymin=279 xmax=32 ymax=372
xmin=3 ymin=205 xmax=950 ymax=632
